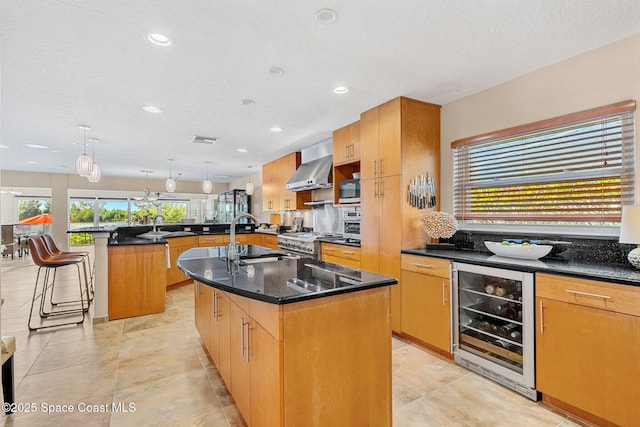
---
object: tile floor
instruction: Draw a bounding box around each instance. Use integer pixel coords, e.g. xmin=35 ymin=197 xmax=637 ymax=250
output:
xmin=0 ymin=250 xmax=585 ymax=426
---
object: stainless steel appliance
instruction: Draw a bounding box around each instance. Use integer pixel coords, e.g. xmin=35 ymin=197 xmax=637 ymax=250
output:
xmin=338 ymin=178 xmax=360 ymax=204
xmin=343 ymin=211 xmax=361 ymax=242
xmin=277 ymin=232 xmax=338 ymax=257
xmin=452 ymin=262 xmax=538 ymax=401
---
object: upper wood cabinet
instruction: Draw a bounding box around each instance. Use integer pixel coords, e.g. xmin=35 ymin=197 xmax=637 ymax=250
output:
xmin=333 ymin=121 xmax=360 ymax=165
xmin=262 ymin=152 xmax=311 ymax=211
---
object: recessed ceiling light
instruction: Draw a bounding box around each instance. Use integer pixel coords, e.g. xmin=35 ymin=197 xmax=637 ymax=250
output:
xmin=270 ymin=126 xmax=283 ymax=132
xmin=27 ymin=161 xmax=38 ymax=164
xmin=0 ymin=145 xmax=8 ymax=149
xmin=333 ymin=86 xmax=349 ymax=94
xmin=267 ymin=67 xmax=284 ymax=76
xmin=25 ymin=144 xmax=48 ymax=149
xmin=241 ymin=99 xmax=255 ymax=105
xmin=143 ymin=105 xmax=162 ymax=113
xmin=237 ymin=148 xmax=248 ymax=153
xmin=315 ymin=9 xmax=338 ymax=25
xmin=146 ymin=33 xmax=171 ymax=47
xmin=213 ymin=175 xmax=230 ymax=178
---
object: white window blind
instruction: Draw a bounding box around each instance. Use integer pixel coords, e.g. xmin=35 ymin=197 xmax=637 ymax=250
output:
xmin=452 ymin=101 xmax=636 ymax=224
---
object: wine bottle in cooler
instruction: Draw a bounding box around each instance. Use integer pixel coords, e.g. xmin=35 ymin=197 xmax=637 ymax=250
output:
xmin=494 ymin=282 xmax=519 ymax=297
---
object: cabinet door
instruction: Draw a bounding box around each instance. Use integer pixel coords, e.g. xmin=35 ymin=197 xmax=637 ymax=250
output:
xmin=360 ymin=107 xmax=379 ymax=180
xmin=262 ymin=160 xmax=278 ymax=212
xmin=212 ymin=291 xmax=231 ymax=387
xmin=379 ymin=175 xmax=402 ymax=333
xmin=377 ymin=98 xmax=402 ymax=177
xmin=349 ymin=120 xmax=361 ymax=162
xmin=229 ymin=301 xmax=252 ymax=425
xmin=536 ymin=297 xmax=640 ymax=426
xmin=194 ymin=283 xmax=212 ymax=353
xmin=333 ymin=125 xmax=350 ymax=165
xmin=401 ymin=270 xmax=450 ymax=353
xmin=250 ymin=323 xmax=282 ymax=427
xmin=359 ymin=178 xmax=380 ymax=273
xmin=262 ymin=234 xmax=278 ymax=249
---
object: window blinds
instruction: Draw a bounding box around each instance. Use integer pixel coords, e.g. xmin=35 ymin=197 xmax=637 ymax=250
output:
xmin=452 ymin=101 xmax=636 ymax=223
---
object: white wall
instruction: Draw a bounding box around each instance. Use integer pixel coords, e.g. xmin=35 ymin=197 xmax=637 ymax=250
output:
xmin=440 ymin=32 xmax=640 ymax=214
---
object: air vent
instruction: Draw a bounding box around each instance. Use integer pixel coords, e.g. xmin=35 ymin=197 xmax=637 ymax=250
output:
xmin=192 ymin=136 xmax=220 ymax=144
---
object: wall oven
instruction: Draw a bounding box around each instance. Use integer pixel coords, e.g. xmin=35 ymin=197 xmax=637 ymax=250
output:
xmin=452 ymin=262 xmax=538 ymax=401
xmin=342 ymin=211 xmax=360 ymax=242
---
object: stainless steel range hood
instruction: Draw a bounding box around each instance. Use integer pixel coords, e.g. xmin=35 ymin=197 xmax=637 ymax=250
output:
xmin=286 ymin=139 xmax=333 ymax=191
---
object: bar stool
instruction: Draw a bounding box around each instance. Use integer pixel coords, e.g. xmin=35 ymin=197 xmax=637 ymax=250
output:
xmin=27 ymin=236 xmax=88 ymax=331
xmin=41 ymin=234 xmax=93 ymax=303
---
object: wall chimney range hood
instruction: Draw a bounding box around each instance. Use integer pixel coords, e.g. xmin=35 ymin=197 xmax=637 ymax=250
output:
xmin=286 ymin=138 xmax=333 ymax=192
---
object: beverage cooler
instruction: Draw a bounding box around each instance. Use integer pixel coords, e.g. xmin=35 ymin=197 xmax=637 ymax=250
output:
xmin=452 ymin=262 xmax=538 ymax=401
xmin=217 ymin=189 xmax=250 ymax=223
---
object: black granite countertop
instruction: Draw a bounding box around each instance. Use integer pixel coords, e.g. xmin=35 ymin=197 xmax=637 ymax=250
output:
xmin=402 ymin=248 xmax=640 ymax=287
xmin=177 ymin=245 xmax=397 ymax=304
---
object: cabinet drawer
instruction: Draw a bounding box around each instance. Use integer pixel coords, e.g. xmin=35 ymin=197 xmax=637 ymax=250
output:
xmin=537 ymin=273 xmax=640 ymax=317
xmin=198 ymin=235 xmax=229 ymax=246
xmin=321 ymin=243 xmax=361 ymax=261
xmin=322 ymin=253 xmax=361 ymax=270
xmin=401 ymin=254 xmax=450 ymax=278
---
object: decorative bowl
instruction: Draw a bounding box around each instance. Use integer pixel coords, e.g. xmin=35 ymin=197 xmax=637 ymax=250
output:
xmin=484 ymin=241 xmax=552 ymax=260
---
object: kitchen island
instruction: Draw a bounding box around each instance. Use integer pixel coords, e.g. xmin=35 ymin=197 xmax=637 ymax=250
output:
xmin=178 ymin=246 xmax=397 ymax=427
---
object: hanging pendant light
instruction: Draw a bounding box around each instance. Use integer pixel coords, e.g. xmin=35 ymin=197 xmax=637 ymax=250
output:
xmin=245 ymin=178 xmax=254 ymax=195
xmin=165 ymin=159 xmax=176 ymax=193
xmin=202 ymin=161 xmax=212 ymax=194
xmin=87 ymin=138 xmax=101 ymax=182
xmin=75 ymin=124 xmax=93 ymax=177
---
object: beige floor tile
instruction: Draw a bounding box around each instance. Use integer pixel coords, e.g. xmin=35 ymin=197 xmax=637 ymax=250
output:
xmin=111 ymin=370 xmax=221 ymax=427
xmin=121 ymin=307 xmax=185 ymax=334
xmin=28 ymin=339 xmax=119 ymax=375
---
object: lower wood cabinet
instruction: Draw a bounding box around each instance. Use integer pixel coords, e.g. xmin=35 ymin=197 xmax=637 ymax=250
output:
xmin=400 ymin=254 xmax=451 ymax=355
xmin=194 ymin=282 xmax=212 ymax=352
xmin=321 ymin=242 xmax=361 ymax=269
xmin=108 ymin=244 xmax=166 ymax=320
xmin=536 ymin=273 xmax=640 ymax=426
xmin=198 ymin=234 xmax=229 ymax=247
xmin=166 ymin=236 xmax=197 ymax=287
xmin=260 ymin=233 xmax=278 ymax=250
xmin=195 ymin=284 xmax=391 ymax=427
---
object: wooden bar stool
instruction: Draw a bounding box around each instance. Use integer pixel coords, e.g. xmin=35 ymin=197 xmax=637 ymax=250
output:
xmin=27 ymin=236 xmax=88 ymax=331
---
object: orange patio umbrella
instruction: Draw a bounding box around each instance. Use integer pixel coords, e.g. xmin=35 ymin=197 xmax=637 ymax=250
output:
xmin=19 ymin=213 xmax=52 ymax=224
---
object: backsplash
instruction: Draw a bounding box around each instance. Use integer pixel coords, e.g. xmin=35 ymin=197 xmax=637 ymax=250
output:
xmin=444 ymin=230 xmax=633 ymax=265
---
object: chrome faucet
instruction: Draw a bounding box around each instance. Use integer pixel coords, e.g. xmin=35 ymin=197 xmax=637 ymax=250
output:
xmin=153 ymin=215 xmax=165 ymax=233
xmin=227 ymin=212 xmax=258 ymax=272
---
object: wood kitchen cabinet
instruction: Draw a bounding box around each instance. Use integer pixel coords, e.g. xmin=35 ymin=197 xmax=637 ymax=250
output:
xmin=360 ymin=97 xmax=441 ymax=333
xmin=194 ymin=282 xmax=212 ymax=352
xmin=262 ymin=152 xmax=311 ymax=211
xmin=400 ymin=254 xmax=451 ymax=355
xmin=198 ymin=234 xmax=229 ymax=247
xmin=195 ymin=286 xmax=391 ymax=427
xmin=260 ymin=233 xmax=278 ymax=250
xmin=333 ymin=120 xmax=360 ymax=165
xmin=166 ymin=236 xmax=197 ymax=287
xmin=536 ymin=273 xmax=640 ymax=426
xmin=321 ymin=242 xmax=361 ymax=269
xmin=108 ymin=244 xmax=166 ymax=320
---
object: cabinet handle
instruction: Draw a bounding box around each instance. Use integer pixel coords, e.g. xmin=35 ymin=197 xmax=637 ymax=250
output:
xmin=240 ymin=317 xmax=246 ymax=358
xmin=374 ymin=180 xmax=379 ymax=198
xmin=442 ymin=281 xmax=448 ymax=305
xmin=380 ymin=179 xmax=384 ymax=196
xmin=539 ymin=301 xmax=544 ymax=334
xmin=244 ymin=319 xmax=251 ymax=362
xmin=324 ymin=248 xmax=335 ymax=252
xmin=342 ymin=250 xmax=354 ymax=255
xmin=373 ymin=159 xmax=378 ymax=176
xmin=379 ymin=158 xmax=383 ymax=175
xmin=565 ymin=289 xmax=612 ymax=300
xmin=213 ymin=292 xmax=219 ymax=320
xmin=412 ymin=263 xmax=433 ymax=269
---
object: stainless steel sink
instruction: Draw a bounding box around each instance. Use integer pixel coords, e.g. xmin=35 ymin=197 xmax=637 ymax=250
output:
xmin=137 ymin=230 xmax=197 ymax=239
xmin=239 ymin=256 xmax=281 ymax=264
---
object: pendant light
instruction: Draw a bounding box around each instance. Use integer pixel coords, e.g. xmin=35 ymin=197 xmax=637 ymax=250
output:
xmin=165 ymin=158 xmax=176 ymax=193
xmin=75 ymin=124 xmax=93 ymax=177
xmin=202 ymin=162 xmax=212 ymax=194
xmin=245 ymin=178 xmax=254 ymax=195
xmin=87 ymin=138 xmax=101 ymax=182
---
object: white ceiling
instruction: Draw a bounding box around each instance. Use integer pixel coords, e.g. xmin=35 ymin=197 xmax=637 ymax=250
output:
xmin=2 ymin=0 xmax=640 ymax=183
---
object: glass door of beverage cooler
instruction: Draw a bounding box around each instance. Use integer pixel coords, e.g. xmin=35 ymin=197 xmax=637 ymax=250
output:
xmin=452 ymin=262 xmax=536 ymax=399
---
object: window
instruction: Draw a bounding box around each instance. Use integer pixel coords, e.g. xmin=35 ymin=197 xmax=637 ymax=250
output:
xmin=157 ymin=201 xmax=188 ymax=223
xmin=452 ymin=100 xmax=636 ymax=226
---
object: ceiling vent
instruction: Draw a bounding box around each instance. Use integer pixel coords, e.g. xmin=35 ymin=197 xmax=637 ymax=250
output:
xmin=192 ymin=136 xmax=220 ymax=144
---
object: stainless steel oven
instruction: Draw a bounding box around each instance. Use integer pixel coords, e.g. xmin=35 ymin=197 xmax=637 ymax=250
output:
xmin=343 ymin=211 xmax=360 ymax=242
xmin=452 ymin=262 xmax=538 ymax=401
